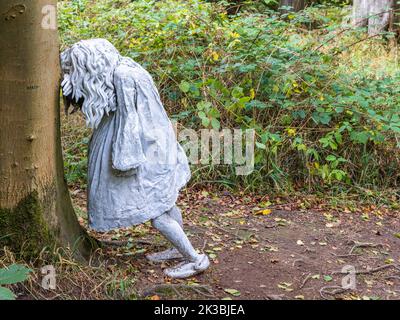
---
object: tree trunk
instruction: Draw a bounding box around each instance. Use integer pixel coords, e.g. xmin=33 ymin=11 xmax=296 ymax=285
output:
xmin=352 ymin=0 xmax=370 ymax=27
xmin=0 ymin=0 xmax=94 ymax=260
xmin=353 ymin=0 xmax=394 ymax=35
xmin=280 ymin=0 xmax=306 ymax=12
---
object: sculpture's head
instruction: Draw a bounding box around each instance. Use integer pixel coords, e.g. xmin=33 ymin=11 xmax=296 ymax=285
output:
xmin=61 ymin=39 xmax=121 ymax=128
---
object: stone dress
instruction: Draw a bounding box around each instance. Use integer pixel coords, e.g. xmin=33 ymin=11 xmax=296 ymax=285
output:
xmin=87 ymin=57 xmax=190 ymax=231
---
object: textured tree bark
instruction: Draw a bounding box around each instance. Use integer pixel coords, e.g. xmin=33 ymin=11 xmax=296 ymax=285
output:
xmin=0 ymin=0 xmax=94 ymax=260
xmin=353 ymin=0 xmax=394 ymax=35
xmin=280 ymin=0 xmax=306 ymax=12
xmin=352 ymin=0 xmax=370 ymax=27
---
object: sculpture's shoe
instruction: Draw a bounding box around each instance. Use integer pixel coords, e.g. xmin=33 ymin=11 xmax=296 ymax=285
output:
xmin=146 ymin=248 xmax=184 ymax=263
xmin=163 ymin=254 xmax=210 ymax=279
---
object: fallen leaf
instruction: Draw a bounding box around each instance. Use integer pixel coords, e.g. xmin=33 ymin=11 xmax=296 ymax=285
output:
xmin=278 ymin=282 xmax=293 ymax=292
xmin=224 ymin=288 xmax=241 ymax=297
xmin=255 ymin=209 xmax=272 ymax=216
xmin=323 ymin=275 xmax=333 ymax=282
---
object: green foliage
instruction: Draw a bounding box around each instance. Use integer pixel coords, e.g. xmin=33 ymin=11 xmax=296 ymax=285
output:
xmin=58 ymin=0 xmax=400 ymax=192
xmin=0 ymin=264 xmax=31 ymax=300
xmin=61 ymin=116 xmax=90 ymax=188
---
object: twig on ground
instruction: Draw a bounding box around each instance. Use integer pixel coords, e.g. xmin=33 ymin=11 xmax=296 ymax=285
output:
xmin=299 ymin=273 xmax=312 ymax=290
xmin=385 ymin=275 xmax=400 ymax=281
xmin=210 ymin=221 xmax=246 ymax=241
xmin=332 ymin=252 xmax=362 ymax=258
xmin=348 ymin=242 xmax=384 ymax=255
xmin=201 ymin=239 xmax=207 ymax=251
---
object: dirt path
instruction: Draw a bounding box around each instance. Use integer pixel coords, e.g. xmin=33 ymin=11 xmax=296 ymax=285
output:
xmin=80 ymin=190 xmax=400 ymax=300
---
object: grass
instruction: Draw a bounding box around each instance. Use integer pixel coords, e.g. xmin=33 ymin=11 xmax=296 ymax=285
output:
xmin=0 ymin=246 xmax=139 ymax=300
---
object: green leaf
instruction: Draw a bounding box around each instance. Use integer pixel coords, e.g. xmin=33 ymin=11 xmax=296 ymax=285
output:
xmin=323 ymin=275 xmax=333 ymax=282
xmin=256 ymin=142 xmax=266 ymax=150
xmin=198 ymin=111 xmax=207 ymax=119
xmin=211 ymin=118 xmax=220 ymax=130
xmin=350 ymin=131 xmax=369 ymax=144
xmin=0 ymin=287 xmax=15 ymax=300
xmin=201 ymin=117 xmax=210 ymax=127
xmin=231 ymin=87 xmax=244 ymax=99
xmin=0 ymin=264 xmax=31 ymax=285
xmin=179 ymin=81 xmax=191 ymax=93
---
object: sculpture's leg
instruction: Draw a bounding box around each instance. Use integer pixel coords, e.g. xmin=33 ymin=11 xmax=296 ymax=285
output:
xmin=146 ymin=206 xmax=185 ymax=263
xmin=167 ymin=206 xmax=183 ymax=228
xmin=150 ymin=213 xmax=210 ymax=279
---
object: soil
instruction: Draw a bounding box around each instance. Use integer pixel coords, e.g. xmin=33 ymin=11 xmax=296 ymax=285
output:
xmin=82 ymin=189 xmax=400 ymax=300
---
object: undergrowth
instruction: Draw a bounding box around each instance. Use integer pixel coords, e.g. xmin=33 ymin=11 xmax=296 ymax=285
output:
xmin=58 ymin=0 xmax=400 ymax=194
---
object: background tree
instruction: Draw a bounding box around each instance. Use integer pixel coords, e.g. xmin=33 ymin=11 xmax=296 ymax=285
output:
xmin=279 ymin=0 xmax=306 ymax=11
xmin=352 ymin=0 xmax=397 ymax=35
xmin=0 ymin=0 xmax=94 ymax=260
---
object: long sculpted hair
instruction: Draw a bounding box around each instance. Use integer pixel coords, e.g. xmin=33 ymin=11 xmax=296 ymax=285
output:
xmin=61 ymin=39 xmax=121 ymax=129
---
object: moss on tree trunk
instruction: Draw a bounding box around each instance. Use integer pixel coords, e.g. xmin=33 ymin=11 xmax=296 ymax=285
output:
xmin=0 ymin=191 xmax=56 ymax=258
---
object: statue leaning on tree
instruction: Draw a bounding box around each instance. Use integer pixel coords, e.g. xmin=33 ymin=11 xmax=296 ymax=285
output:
xmin=60 ymin=38 xmax=210 ymax=279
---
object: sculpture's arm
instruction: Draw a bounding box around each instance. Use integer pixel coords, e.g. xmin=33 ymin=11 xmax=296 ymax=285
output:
xmin=112 ymin=68 xmax=146 ymax=174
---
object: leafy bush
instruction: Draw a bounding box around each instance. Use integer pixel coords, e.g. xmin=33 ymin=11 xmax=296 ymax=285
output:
xmin=0 ymin=264 xmax=31 ymax=300
xmin=58 ymin=0 xmax=400 ymax=192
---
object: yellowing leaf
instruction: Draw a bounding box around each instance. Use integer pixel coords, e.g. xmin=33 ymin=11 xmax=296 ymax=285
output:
xmin=211 ymin=51 xmax=219 ymax=61
xmin=255 ymin=209 xmax=272 ymax=216
xmin=250 ymin=88 xmax=255 ymax=99
xmin=278 ymin=282 xmax=293 ymax=292
xmin=224 ymin=288 xmax=241 ymax=296
xmin=286 ymin=128 xmax=296 ymax=137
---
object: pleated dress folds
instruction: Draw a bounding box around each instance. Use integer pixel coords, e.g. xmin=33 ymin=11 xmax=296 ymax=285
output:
xmin=87 ymin=58 xmax=190 ymax=232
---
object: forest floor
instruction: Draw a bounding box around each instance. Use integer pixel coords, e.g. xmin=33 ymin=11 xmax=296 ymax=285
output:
xmin=7 ymin=187 xmax=400 ymax=300
xmin=61 ymin=188 xmax=400 ymax=300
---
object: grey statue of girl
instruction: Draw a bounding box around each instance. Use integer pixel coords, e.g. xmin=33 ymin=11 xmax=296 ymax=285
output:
xmin=60 ymin=39 xmax=209 ymax=278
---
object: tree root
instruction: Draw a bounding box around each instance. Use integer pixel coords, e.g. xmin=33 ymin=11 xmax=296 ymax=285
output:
xmin=141 ymin=284 xmax=215 ymax=299
xmin=100 ymin=239 xmax=154 ymax=247
xmin=319 ymin=286 xmax=349 ymax=300
xmin=332 ymin=241 xmax=384 ymax=258
xmin=332 ymin=264 xmax=400 ymax=275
